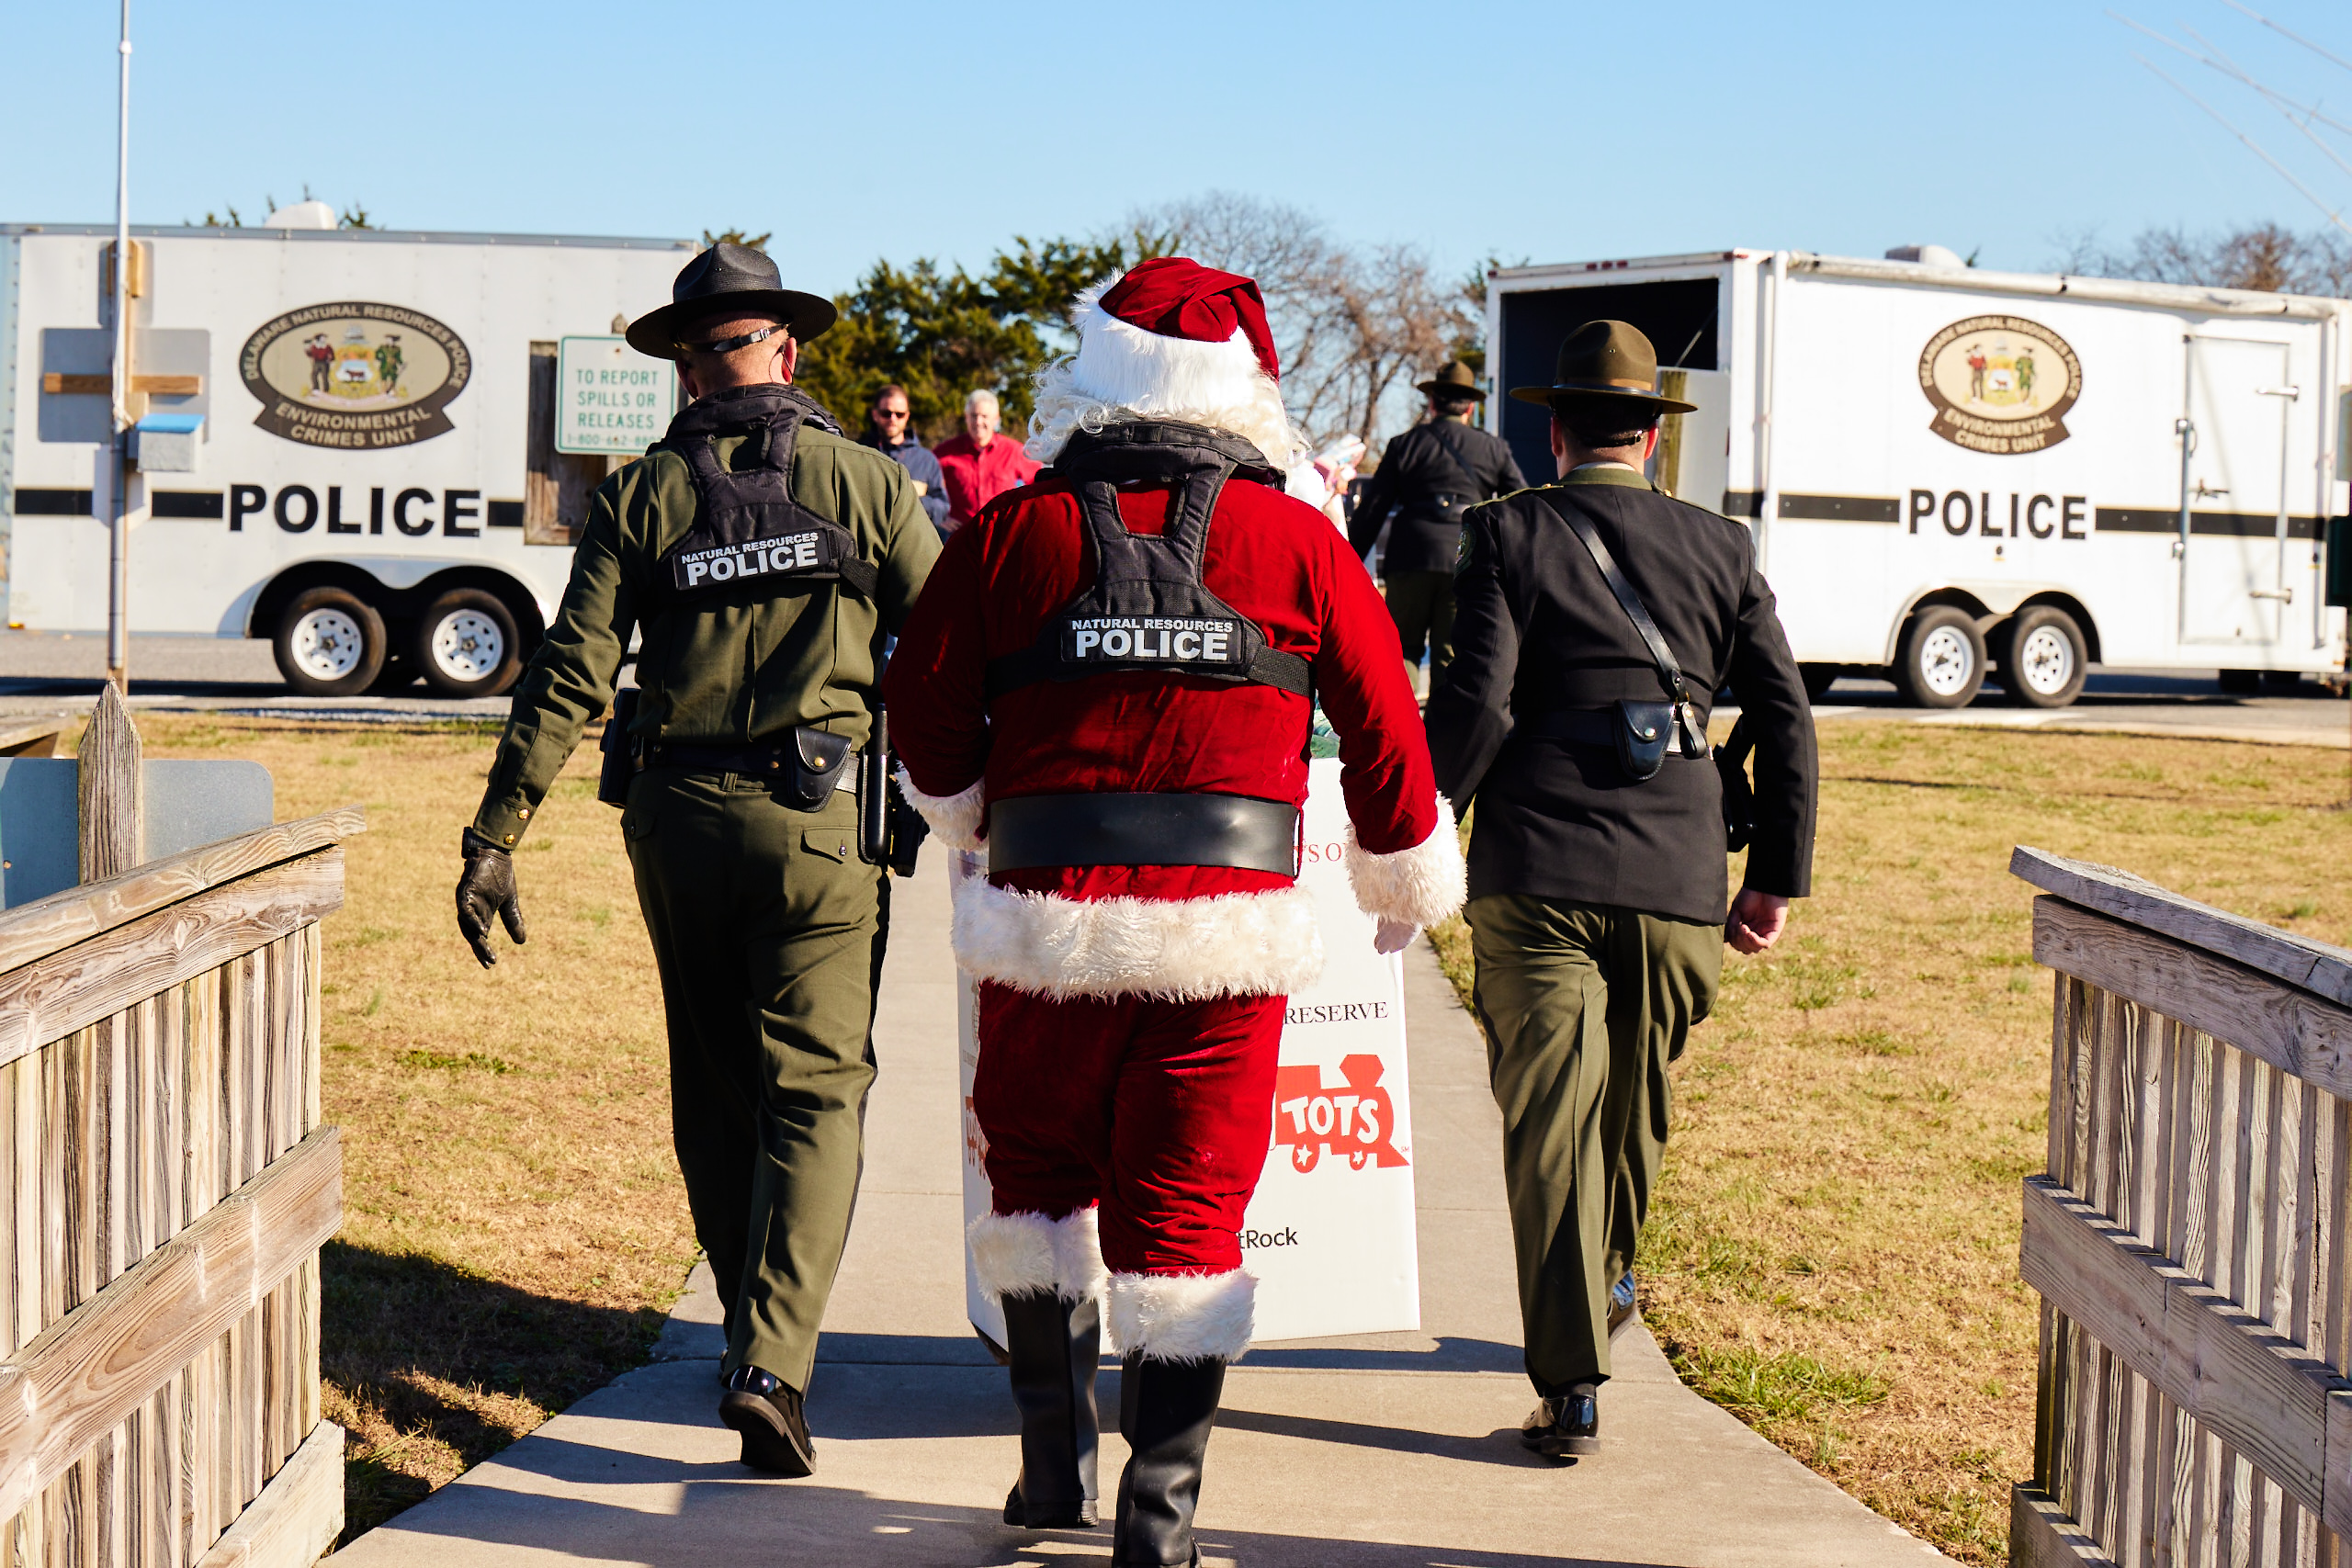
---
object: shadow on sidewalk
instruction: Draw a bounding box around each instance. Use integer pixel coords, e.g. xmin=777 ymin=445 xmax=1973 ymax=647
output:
xmin=378 ymin=1431 xmax=1665 ymax=1567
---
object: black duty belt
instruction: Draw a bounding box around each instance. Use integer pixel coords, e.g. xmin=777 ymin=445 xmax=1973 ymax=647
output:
xmin=987 ymin=792 xmax=1299 ymax=874
xmin=1529 ymin=707 xmax=1711 ymax=758
xmin=642 ymin=735 xmax=858 ymax=791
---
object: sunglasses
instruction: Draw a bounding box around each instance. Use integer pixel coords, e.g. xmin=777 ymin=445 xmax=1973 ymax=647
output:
xmin=876 ymin=407 xmax=910 ymax=419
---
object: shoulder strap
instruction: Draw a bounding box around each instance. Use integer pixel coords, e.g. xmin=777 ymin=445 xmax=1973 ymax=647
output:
xmin=1541 ymin=490 xmax=1704 ymax=755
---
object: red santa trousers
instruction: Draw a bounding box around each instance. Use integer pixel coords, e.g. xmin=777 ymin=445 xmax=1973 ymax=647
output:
xmin=973 ymin=980 xmax=1283 ymax=1278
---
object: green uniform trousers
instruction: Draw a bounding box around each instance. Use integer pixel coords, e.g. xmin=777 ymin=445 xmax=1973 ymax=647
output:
xmin=623 ymin=769 xmax=887 ymax=1394
xmin=1468 ymin=895 xmax=1722 ymax=1393
xmin=1385 ymin=570 xmax=1457 ymax=684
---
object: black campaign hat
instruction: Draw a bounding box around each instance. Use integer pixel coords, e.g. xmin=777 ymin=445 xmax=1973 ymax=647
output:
xmin=624 ymin=243 xmax=838 ymax=358
xmin=1509 ymin=319 xmax=1697 ymax=413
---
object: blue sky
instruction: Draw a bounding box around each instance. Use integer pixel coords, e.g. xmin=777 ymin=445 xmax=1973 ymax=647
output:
xmin=6 ymin=0 xmax=2352 ymax=292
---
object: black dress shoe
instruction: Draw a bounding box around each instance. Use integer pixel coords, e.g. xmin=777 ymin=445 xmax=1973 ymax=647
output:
xmin=1608 ymin=1270 xmax=1637 ymax=1339
xmin=719 ymin=1365 xmax=816 ymax=1475
xmin=1520 ymin=1390 xmax=1600 ymax=1459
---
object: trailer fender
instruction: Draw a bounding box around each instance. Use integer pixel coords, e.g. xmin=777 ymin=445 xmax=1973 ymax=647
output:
xmin=243 ymin=558 xmax=548 ymax=647
xmin=1882 ymin=586 xmax=1995 ymax=666
xmin=1882 ymin=584 xmax=2103 ymax=669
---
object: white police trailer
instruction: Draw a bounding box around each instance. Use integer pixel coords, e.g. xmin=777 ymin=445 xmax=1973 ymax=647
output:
xmin=1484 ymin=248 xmax=2352 ymax=707
xmin=0 ymin=219 xmax=693 ymax=696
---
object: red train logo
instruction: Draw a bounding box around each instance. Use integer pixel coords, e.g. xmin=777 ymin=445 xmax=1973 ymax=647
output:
xmin=1272 ymin=1055 xmax=1407 ymax=1173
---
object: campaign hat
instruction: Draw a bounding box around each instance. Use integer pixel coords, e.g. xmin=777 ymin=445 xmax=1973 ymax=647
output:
xmin=1509 ymin=319 xmax=1697 ymax=413
xmin=1414 ymin=360 xmax=1486 ymax=400
xmin=624 ymin=243 xmax=839 ymax=358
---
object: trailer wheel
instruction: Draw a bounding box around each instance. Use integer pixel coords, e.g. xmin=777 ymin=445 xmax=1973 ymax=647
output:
xmin=413 ymin=590 xmax=524 ymax=699
xmin=1895 ymin=607 xmax=1985 ymax=709
xmin=1998 ymin=606 xmax=2087 ymax=709
xmin=272 ymin=588 xmax=387 ymax=697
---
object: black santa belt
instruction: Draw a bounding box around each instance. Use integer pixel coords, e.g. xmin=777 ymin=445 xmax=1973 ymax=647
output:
xmin=986 ymin=792 xmax=1299 ymax=875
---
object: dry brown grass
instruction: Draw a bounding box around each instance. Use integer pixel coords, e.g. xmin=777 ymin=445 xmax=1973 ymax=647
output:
xmin=119 ymin=715 xmax=697 ymax=1541
xmin=1431 ymin=719 xmax=2352 ymax=1564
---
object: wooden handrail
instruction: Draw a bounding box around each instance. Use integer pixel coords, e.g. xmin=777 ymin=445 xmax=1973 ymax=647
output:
xmin=0 ymin=850 xmax=343 ymax=1069
xmin=2014 ymin=844 xmax=2352 ymax=1008
xmin=0 ymin=806 xmax=363 ymax=977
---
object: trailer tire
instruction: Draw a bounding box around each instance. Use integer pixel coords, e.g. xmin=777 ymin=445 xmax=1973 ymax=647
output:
xmin=413 ymin=589 xmax=523 ymax=699
xmin=1997 ymin=606 xmax=2087 ymax=709
xmin=1895 ymin=607 xmax=1985 ymax=709
xmin=272 ymin=588 xmax=387 ymax=697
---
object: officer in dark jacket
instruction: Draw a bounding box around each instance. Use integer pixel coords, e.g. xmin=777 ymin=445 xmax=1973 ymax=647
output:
xmin=1424 ymin=320 xmax=1816 ymax=1461
xmin=452 ymin=243 xmax=939 ymax=1477
xmin=1350 ymin=360 xmax=1526 ymax=694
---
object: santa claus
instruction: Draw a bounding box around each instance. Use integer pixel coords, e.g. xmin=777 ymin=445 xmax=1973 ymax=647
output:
xmin=883 ymin=256 xmax=1462 ymax=1566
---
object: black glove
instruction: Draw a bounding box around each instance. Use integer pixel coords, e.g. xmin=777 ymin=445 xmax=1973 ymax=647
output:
xmin=456 ymin=828 xmax=527 ymax=968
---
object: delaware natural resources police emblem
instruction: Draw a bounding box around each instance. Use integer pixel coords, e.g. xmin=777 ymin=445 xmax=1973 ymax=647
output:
xmin=1917 ymin=314 xmax=2081 ymax=455
xmin=240 ymin=301 xmax=471 ymax=449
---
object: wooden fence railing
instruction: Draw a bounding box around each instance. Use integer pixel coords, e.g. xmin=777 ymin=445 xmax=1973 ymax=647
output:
xmin=2011 ymin=845 xmax=2352 ymax=1568
xmin=0 ymin=691 xmax=359 ymax=1568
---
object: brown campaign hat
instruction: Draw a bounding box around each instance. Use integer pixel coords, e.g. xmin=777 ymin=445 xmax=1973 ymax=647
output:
xmin=1509 ymin=320 xmax=1697 ymax=413
xmin=624 ymin=242 xmax=839 ymax=358
xmin=1414 ymin=359 xmax=1486 ymax=400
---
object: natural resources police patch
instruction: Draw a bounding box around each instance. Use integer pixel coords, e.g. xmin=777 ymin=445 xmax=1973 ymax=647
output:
xmin=1917 ymin=315 xmax=2081 ymax=455
xmin=241 ymin=302 xmax=471 ymax=449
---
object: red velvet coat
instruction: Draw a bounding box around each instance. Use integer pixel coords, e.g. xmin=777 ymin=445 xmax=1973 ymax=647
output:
xmin=885 ymin=465 xmax=1464 ymax=1002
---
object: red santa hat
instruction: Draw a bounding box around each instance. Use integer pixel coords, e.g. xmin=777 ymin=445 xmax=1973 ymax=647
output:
xmin=1065 ymin=257 xmax=1281 ymax=418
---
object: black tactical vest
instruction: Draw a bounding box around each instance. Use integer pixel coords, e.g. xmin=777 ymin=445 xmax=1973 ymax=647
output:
xmin=983 ymin=421 xmax=1311 ymax=703
xmin=652 ymin=385 xmax=876 ymax=600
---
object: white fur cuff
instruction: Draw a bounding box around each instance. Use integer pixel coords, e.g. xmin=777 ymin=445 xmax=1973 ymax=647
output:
xmin=954 ymin=880 xmax=1322 ymax=1002
xmin=1345 ymin=795 xmax=1467 ymax=929
xmin=1109 ymin=1269 xmax=1255 ymax=1363
xmin=968 ymin=1208 xmax=1108 ymax=1306
xmin=895 ymin=765 xmax=985 ymax=852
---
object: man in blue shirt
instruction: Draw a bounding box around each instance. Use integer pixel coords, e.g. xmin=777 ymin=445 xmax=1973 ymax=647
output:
xmin=861 ymin=384 xmax=951 ymax=536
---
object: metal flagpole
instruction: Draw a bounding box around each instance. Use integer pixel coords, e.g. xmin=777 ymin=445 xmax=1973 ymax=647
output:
xmin=107 ymin=0 xmax=131 ymax=694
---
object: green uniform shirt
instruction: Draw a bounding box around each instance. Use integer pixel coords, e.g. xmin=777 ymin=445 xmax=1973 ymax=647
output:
xmin=471 ymin=407 xmax=941 ymax=847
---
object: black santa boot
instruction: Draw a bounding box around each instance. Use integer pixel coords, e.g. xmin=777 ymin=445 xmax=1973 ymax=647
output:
xmin=1001 ymin=1290 xmax=1102 ymax=1528
xmin=1112 ymin=1354 xmax=1227 ymax=1568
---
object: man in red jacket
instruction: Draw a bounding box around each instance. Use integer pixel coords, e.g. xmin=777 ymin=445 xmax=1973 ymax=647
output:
xmin=886 ymin=257 xmax=1463 ymax=1565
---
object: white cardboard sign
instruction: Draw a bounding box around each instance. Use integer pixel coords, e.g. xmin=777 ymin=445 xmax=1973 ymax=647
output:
xmin=959 ymin=758 xmax=1420 ymax=1348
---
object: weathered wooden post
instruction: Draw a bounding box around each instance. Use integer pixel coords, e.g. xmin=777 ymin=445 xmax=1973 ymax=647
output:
xmin=0 ymin=694 xmax=361 ymax=1566
xmin=76 ymin=682 xmax=141 ymax=882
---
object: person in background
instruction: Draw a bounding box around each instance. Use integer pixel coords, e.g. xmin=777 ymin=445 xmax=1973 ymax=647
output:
xmin=1424 ymin=319 xmax=1815 ymax=1462
xmin=1350 ymin=360 xmax=1527 ymax=698
xmin=934 ymin=387 xmax=1041 ymax=534
xmin=863 ymin=383 xmax=951 ymax=536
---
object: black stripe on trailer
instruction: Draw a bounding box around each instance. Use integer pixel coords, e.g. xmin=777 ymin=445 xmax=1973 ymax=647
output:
xmin=1718 ymin=491 xmax=1901 ymax=522
xmin=9 ymin=489 xmax=93 ymax=516
xmin=2096 ymin=508 xmax=2322 ymax=538
xmin=152 ymin=491 xmax=223 ymax=519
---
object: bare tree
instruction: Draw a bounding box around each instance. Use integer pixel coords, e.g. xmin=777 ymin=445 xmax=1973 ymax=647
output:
xmin=2051 ymin=221 xmax=2352 ymax=295
xmin=1129 ymin=191 xmax=1481 ymax=452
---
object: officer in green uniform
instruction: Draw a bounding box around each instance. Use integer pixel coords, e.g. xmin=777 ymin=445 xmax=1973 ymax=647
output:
xmin=453 ymin=243 xmax=939 ymax=1476
xmin=1425 ymin=321 xmax=1816 ymax=1461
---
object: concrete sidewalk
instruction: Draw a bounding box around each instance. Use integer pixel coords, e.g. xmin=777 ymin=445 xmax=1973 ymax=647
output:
xmin=334 ymin=856 xmax=1946 ymax=1567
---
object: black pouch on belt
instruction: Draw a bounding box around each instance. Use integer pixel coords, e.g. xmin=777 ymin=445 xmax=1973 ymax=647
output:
xmin=785 ymin=728 xmax=854 ymax=810
xmin=596 ymin=687 xmax=642 ymax=807
xmin=1613 ymin=698 xmax=1674 ymax=783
